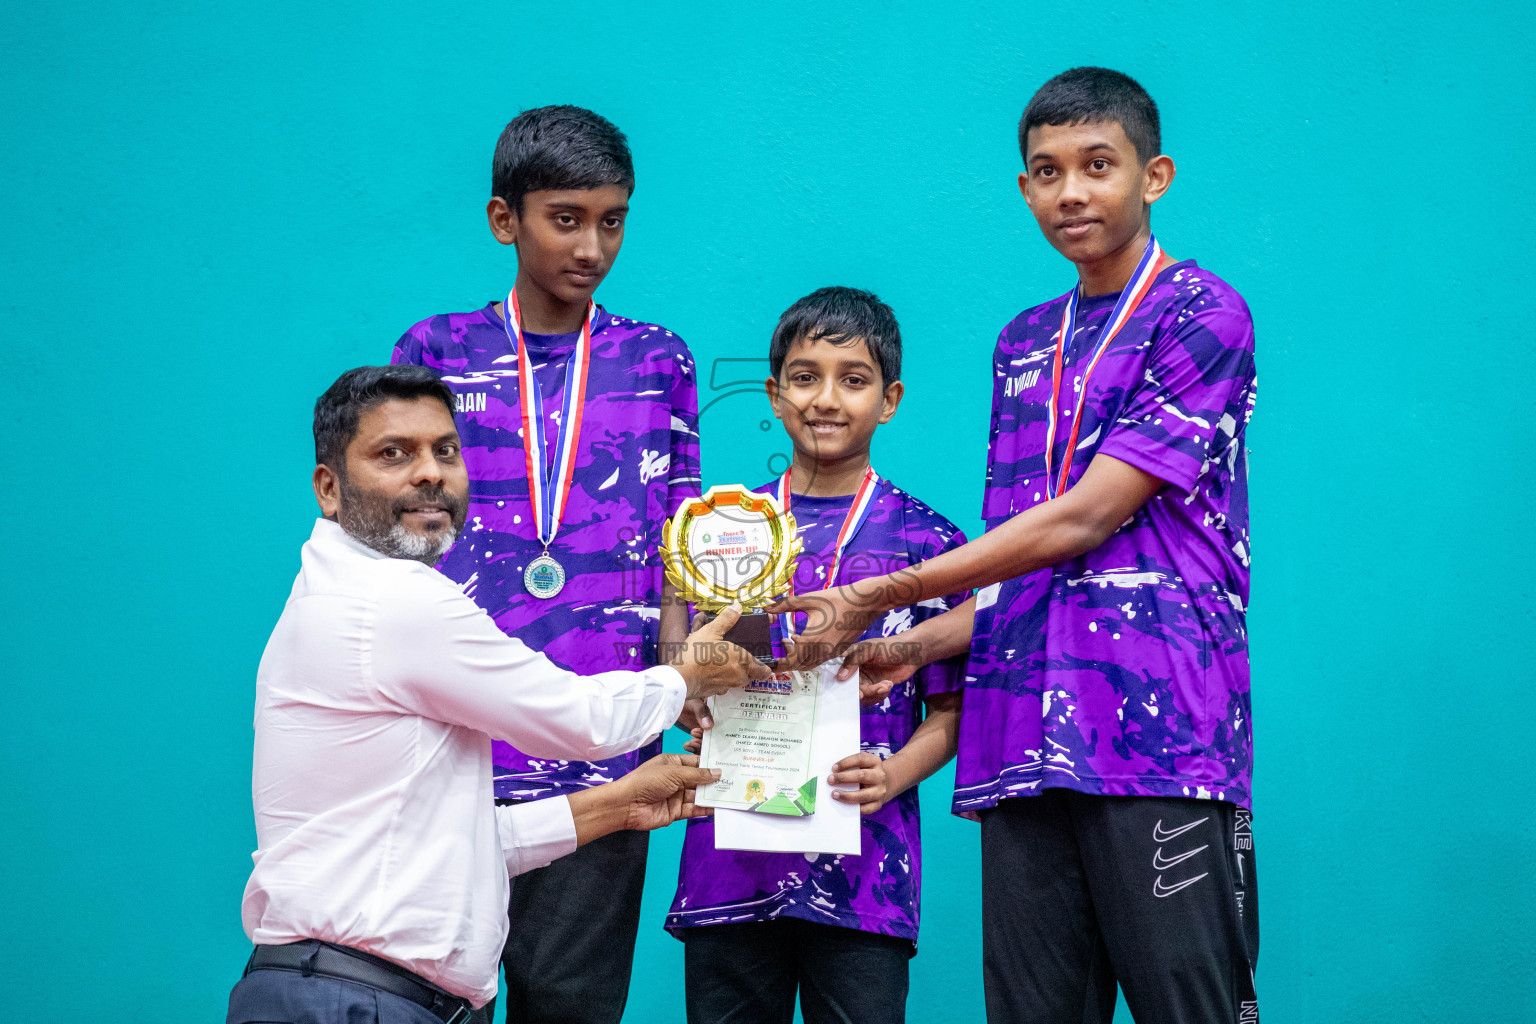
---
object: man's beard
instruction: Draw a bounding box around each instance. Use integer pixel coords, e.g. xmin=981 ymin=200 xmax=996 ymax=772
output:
xmin=337 ymin=478 xmax=467 ymax=565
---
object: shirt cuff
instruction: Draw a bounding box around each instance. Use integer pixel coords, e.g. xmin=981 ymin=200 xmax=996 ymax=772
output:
xmin=496 ymin=795 xmax=578 ymax=878
xmin=648 ymin=663 xmax=688 ymax=725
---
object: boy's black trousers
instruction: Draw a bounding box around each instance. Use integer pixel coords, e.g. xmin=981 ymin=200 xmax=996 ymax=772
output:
xmin=980 ymin=789 xmax=1259 ymax=1024
xmin=682 ymin=918 xmax=912 ymax=1024
xmin=467 ymin=826 xmax=649 ymax=1024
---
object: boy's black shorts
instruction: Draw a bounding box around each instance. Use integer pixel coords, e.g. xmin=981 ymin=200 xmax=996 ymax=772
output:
xmin=980 ymin=789 xmax=1259 ymax=1024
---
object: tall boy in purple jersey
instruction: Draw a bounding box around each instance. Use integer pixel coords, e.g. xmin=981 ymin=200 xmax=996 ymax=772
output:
xmin=774 ymin=69 xmax=1260 ymax=1022
xmin=667 ymin=288 xmax=970 ymax=1024
xmin=390 ymin=106 xmax=699 ymax=1024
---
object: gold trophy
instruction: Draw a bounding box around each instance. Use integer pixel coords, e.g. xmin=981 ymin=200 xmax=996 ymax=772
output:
xmin=662 ymin=485 xmax=802 ymax=662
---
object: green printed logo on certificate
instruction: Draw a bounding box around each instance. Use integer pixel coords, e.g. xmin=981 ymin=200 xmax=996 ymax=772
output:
xmin=695 ymin=668 xmax=823 ymax=816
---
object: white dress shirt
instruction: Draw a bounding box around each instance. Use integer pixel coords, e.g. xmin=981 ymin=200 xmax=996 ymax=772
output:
xmin=242 ymin=519 xmax=686 ymax=1005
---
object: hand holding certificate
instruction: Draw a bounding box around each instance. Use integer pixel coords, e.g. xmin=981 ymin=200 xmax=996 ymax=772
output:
xmin=708 ymin=660 xmax=863 ymax=856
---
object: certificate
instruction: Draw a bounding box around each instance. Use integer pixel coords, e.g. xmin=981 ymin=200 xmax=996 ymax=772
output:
xmin=713 ymin=659 xmax=862 ymax=855
xmin=696 ymin=668 xmax=821 ymax=815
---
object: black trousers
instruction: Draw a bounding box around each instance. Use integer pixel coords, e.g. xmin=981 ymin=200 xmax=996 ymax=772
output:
xmin=980 ymin=790 xmax=1259 ymax=1024
xmin=682 ymin=918 xmax=912 ymax=1024
xmin=469 ymin=825 xmax=649 ymax=1024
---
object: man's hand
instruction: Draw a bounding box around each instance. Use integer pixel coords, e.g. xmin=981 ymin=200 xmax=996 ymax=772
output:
xmin=616 ymin=753 xmax=719 ymax=831
xmin=827 ymin=752 xmax=896 ymax=815
xmin=569 ymin=754 xmax=720 ymax=843
xmin=670 ymin=604 xmax=772 ymax=700
xmin=676 ymin=697 xmax=713 ymax=733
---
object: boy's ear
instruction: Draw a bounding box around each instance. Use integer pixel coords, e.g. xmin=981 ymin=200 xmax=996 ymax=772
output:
xmin=1018 ymin=170 xmax=1032 ymax=210
xmin=764 ymin=376 xmax=784 ymax=418
xmin=1141 ymin=155 xmax=1176 ymax=208
xmin=878 ymin=380 xmax=905 ymax=424
xmin=486 ymin=196 xmax=519 ymax=246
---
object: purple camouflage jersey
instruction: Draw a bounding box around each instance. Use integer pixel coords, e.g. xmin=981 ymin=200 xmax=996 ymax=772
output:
xmin=667 ymin=479 xmax=967 ymax=944
xmin=392 ymin=301 xmax=701 ymax=799
xmin=954 ymin=260 xmax=1257 ymax=816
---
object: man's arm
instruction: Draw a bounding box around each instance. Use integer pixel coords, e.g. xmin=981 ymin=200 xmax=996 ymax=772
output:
xmin=497 ymin=754 xmax=719 ymax=876
xmin=372 ymin=576 xmax=767 ymax=760
xmin=775 ymin=455 xmax=1164 ymax=668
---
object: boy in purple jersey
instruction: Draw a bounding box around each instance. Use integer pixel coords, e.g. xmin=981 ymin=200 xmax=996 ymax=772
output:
xmin=390 ymin=106 xmax=699 ymax=1024
xmin=667 ymin=288 xmax=970 ymax=1024
xmin=774 ymin=70 xmax=1260 ymax=1022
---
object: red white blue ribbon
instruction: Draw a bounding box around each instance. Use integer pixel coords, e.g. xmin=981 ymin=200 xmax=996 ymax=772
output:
xmin=1043 ymin=236 xmax=1163 ymax=499
xmin=776 ymin=466 xmax=881 ymax=639
xmin=504 ymin=288 xmax=595 ymax=549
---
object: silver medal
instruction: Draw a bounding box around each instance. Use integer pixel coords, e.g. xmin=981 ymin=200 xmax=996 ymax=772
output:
xmin=524 ymin=553 xmax=567 ymax=599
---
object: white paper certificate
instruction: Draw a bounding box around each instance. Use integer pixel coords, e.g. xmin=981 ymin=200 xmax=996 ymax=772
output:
xmin=713 ymin=660 xmax=862 ymax=856
xmin=697 ymin=668 xmax=821 ymax=815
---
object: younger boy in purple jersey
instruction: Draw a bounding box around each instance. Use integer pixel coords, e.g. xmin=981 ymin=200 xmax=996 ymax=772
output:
xmin=774 ymin=70 xmax=1260 ymax=1022
xmin=667 ymin=288 xmax=970 ymax=1024
xmin=390 ymin=106 xmax=699 ymax=1024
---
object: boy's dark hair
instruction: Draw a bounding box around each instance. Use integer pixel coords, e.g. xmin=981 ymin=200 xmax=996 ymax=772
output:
xmin=769 ymin=287 xmax=901 ymax=385
xmin=313 ymin=365 xmax=455 ymax=472
xmin=491 ymin=105 xmax=635 ymax=214
xmin=1019 ymin=67 xmax=1160 ymax=165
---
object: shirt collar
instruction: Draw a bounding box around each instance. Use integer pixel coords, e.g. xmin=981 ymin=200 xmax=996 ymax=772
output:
xmin=310 ymin=517 xmax=390 ymax=560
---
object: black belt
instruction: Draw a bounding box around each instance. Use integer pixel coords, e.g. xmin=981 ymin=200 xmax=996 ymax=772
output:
xmin=246 ymin=940 xmax=471 ymax=1024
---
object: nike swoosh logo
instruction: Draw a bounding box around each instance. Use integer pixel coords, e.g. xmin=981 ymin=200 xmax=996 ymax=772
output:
xmin=1152 ymin=844 xmax=1208 ymax=870
xmin=1153 ymin=872 xmax=1209 ymax=898
xmin=1152 ymin=816 xmax=1209 ymax=843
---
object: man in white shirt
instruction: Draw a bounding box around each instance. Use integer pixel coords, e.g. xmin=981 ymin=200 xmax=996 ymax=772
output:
xmin=228 ymin=365 xmax=767 ymax=1024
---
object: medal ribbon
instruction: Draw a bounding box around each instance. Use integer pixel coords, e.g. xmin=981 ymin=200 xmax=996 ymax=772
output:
xmin=504 ymin=288 xmax=596 ymax=550
xmin=1042 ymin=236 xmax=1163 ymax=499
xmin=775 ymin=466 xmax=881 ymax=639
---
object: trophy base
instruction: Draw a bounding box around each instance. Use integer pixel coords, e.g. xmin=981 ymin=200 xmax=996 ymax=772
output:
xmin=721 ymin=611 xmax=776 ymax=665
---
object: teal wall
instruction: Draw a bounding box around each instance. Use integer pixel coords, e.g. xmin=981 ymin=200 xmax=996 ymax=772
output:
xmin=3 ymin=2 xmax=1533 ymax=1021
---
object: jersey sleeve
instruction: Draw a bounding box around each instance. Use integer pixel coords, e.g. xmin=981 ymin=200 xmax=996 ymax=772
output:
xmin=390 ymin=326 xmax=424 ymax=366
xmin=666 ymin=336 xmax=702 ymax=516
xmin=1095 ymin=291 xmax=1256 ymax=495
xmin=910 ymin=522 xmax=971 ymax=700
xmin=389 ymin=317 xmax=442 ymax=370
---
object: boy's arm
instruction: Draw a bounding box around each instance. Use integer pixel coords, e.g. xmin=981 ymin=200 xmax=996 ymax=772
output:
xmin=662 ymin=583 xmax=714 ymax=730
xmin=663 ymin=337 xmax=705 ymax=729
xmin=828 ymin=691 xmax=963 ymax=814
xmin=836 ymin=595 xmax=975 ymax=688
xmin=775 ymin=292 xmax=1253 ymax=671
xmin=776 ymin=454 xmax=1164 ymax=668
xmin=659 ymin=581 xmax=689 ymax=649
